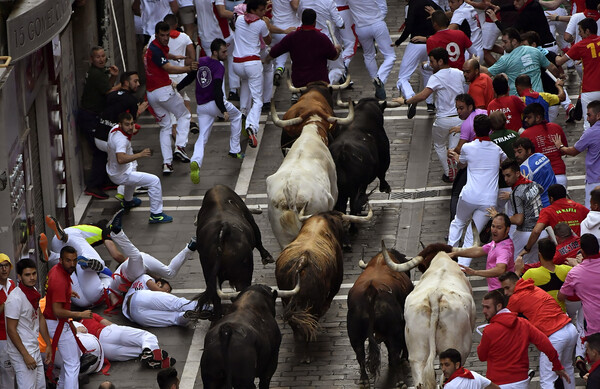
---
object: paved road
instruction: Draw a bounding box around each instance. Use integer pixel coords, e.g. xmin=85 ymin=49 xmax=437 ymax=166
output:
xmin=79 ymin=7 xmax=589 ymax=388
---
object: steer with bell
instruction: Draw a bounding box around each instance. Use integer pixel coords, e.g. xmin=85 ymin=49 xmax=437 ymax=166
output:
xmin=347 ymin=243 xmax=414 ymax=388
xmin=193 ymin=185 xmax=273 ymax=319
xmin=201 ymin=282 xmax=299 ymax=388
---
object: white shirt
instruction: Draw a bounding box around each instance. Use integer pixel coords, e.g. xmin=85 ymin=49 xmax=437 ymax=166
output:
xmin=125 ymin=274 xmax=153 ymax=300
xmin=426 ymin=67 xmax=467 ymax=117
xmin=195 ymin=0 xmax=230 ymax=44
xmin=4 ymin=287 xmax=41 ymax=358
xmin=346 ymin=0 xmax=386 ymax=27
xmin=232 ymin=17 xmax=269 ymax=57
xmin=141 ymin=0 xmax=176 ymax=36
xmin=106 ymin=125 xmax=134 ymax=178
xmin=298 ymin=0 xmax=344 ymax=37
xmin=566 ymin=12 xmax=600 ymax=43
xmin=444 ymin=370 xmax=492 ymax=389
xmin=178 ymin=0 xmax=194 ymax=6
xmin=272 ymin=0 xmax=300 ymax=29
xmin=459 ymin=140 xmax=507 ymax=205
xmin=450 ymin=2 xmax=482 ymax=48
xmin=150 ymin=31 xmax=193 ymax=83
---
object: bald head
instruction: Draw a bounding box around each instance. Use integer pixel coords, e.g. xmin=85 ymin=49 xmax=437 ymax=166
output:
xmin=463 ymin=59 xmax=480 ymax=83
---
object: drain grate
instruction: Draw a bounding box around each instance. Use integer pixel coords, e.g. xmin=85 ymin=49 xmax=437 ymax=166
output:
xmin=389 ymin=189 xmax=443 ymax=200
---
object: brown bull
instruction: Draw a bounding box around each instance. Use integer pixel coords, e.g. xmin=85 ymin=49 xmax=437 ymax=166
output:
xmin=275 ymin=211 xmax=346 ymax=363
xmin=347 ymin=245 xmax=413 ymax=388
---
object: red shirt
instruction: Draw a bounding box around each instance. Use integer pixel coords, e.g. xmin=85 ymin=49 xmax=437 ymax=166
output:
xmin=43 ymin=264 xmax=72 ymax=321
xmin=554 ymin=235 xmax=580 ymax=264
xmin=521 ymin=122 xmax=567 ymax=175
xmin=426 ymin=29 xmax=472 ymax=69
xmin=144 ymin=39 xmax=172 ymax=92
xmin=478 ymin=310 xmax=564 ymax=384
xmin=507 ymin=278 xmax=572 ymax=336
xmin=469 ymin=73 xmax=494 ymax=109
xmin=566 ymin=34 xmax=600 ymax=93
xmin=488 ymin=95 xmax=526 ymax=131
xmin=538 ymin=198 xmax=590 ymax=236
xmin=0 ymin=280 xmax=16 ymax=340
xmin=81 ymin=313 xmax=107 ymax=338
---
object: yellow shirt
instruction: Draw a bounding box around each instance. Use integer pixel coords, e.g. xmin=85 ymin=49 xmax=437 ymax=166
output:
xmin=522 ymin=264 xmax=572 ymax=311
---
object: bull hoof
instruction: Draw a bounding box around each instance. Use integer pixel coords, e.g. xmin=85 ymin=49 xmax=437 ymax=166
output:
xmin=261 ymin=254 xmax=275 ymax=265
xmin=358 ymin=379 xmax=370 ymax=388
xmin=300 ymin=356 xmax=311 ymax=364
xmin=380 ymin=181 xmax=391 ymax=193
xmin=343 ymin=243 xmax=352 ymax=252
xmin=394 ymin=381 xmax=407 ymax=389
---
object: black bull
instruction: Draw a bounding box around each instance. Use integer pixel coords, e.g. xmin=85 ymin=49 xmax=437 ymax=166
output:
xmin=194 ymin=184 xmax=273 ymax=317
xmin=329 ymin=98 xmax=391 ymax=219
xmin=201 ymin=285 xmax=281 ymax=389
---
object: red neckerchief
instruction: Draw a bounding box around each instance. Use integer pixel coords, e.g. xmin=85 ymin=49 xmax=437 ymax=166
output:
xmin=111 ymin=126 xmax=132 ymax=141
xmin=584 ymin=9 xmax=600 ymax=21
xmin=297 ymin=25 xmax=322 ymax=32
xmin=475 ymin=136 xmax=491 ymax=141
xmin=444 ymin=367 xmax=475 ymax=385
xmin=518 ymin=0 xmax=534 ymax=12
xmin=511 ymin=174 xmax=533 ymax=189
xmin=19 ymin=283 xmax=41 ymax=310
xmin=169 ymin=30 xmax=181 ymax=38
xmin=589 ymin=359 xmax=600 ymax=375
xmin=244 ymin=13 xmax=260 ymax=24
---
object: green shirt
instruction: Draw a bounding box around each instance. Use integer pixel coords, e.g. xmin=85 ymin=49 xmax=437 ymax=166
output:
xmin=81 ymin=66 xmax=111 ymax=114
xmin=490 ymin=129 xmax=519 ymax=160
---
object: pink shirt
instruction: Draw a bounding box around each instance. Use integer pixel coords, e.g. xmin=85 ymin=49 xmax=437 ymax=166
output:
xmin=560 ymin=257 xmax=600 ymax=335
xmin=460 ymin=109 xmax=488 ymax=141
xmin=483 ymin=238 xmax=515 ymax=290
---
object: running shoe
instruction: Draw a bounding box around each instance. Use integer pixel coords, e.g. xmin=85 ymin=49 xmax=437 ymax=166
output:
xmin=77 ymin=256 xmax=104 ymax=272
xmin=149 ymin=212 xmax=173 ymax=224
xmin=163 ymin=163 xmax=174 ymax=176
xmin=174 ymin=146 xmax=190 ymax=163
xmin=190 ymin=161 xmax=200 ymax=184
xmin=38 ymin=233 xmax=49 ymax=263
xmin=45 ymin=215 xmax=67 ymax=242
xmin=84 ymin=187 xmax=109 ymax=200
xmin=228 ymin=152 xmax=245 ymax=160
xmin=107 ymin=209 xmax=125 ymax=234
xmin=273 ymin=67 xmax=283 ymax=86
xmin=247 ymin=128 xmax=258 ymax=148
xmin=122 ymin=197 xmax=142 ymax=209
xmin=373 ymin=77 xmax=386 ymax=100
xmin=187 ymin=237 xmax=197 ymax=251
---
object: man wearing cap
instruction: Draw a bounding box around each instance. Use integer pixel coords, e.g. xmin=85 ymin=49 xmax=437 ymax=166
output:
xmin=0 ymin=253 xmax=16 ymax=387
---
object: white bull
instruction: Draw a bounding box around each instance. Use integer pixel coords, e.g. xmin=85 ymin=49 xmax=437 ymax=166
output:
xmin=383 ymin=240 xmax=477 ymax=389
xmin=267 ymin=116 xmax=339 ymax=248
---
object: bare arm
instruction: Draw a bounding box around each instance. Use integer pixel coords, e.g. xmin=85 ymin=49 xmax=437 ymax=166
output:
xmin=162 ymin=62 xmax=197 ymax=74
xmin=518 ymin=222 xmax=546 ymax=257
xmin=7 ymin=317 xmax=37 ymax=369
xmin=38 ymin=312 xmax=53 ymax=364
xmin=170 ymin=0 xmax=179 ymax=14
xmin=116 ymin=149 xmax=151 ymax=164
xmin=555 ymin=54 xmax=570 ymax=66
xmin=449 ymin=246 xmax=487 ymax=258
xmin=462 ymin=263 xmax=507 ymax=278
xmin=555 ymin=80 xmax=566 ymax=102
xmin=52 ymin=302 xmax=93 ymax=320
xmin=406 ymin=88 xmax=434 ymax=105
xmin=215 ymin=4 xmax=234 ymax=19
xmin=546 ymin=62 xmax=560 ymax=78
xmin=290 ymin=0 xmax=299 ymax=10
xmin=550 ymin=133 xmax=581 ymax=156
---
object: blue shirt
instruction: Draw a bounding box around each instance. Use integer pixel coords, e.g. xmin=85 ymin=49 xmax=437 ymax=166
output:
xmin=488 ymin=45 xmax=550 ymax=96
xmin=520 ymin=152 xmax=557 ymax=207
xmin=574 ymin=121 xmax=600 ymax=183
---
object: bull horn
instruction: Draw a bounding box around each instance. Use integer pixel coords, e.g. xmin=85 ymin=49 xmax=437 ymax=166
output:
xmin=193 ymin=214 xmax=198 ymax=227
xmin=216 ymin=284 xmax=240 ymax=299
xmin=286 ymin=74 xmax=307 ymax=93
xmin=298 ymin=205 xmax=312 ymax=222
xmin=452 ymin=221 xmax=481 ymax=253
xmin=381 ymin=240 xmax=423 ymax=272
xmin=341 ymin=202 xmax=373 ymax=224
xmin=270 ymin=102 xmax=304 ymax=128
xmin=249 ymin=205 xmax=262 ymax=215
xmin=329 ymin=75 xmax=352 ymax=90
xmin=276 ymin=273 xmax=301 ymax=298
xmin=358 ymin=246 xmax=368 ymax=269
xmin=327 ymin=100 xmax=354 ymax=125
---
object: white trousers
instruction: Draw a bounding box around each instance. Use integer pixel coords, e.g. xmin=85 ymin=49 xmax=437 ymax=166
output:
xmin=142 ymin=244 xmax=193 ymax=279
xmin=126 ymin=290 xmax=196 ymax=327
xmin=449 ymin=197 xmax=497 ymax=266
xmin=539 ymin=323 xmax=577 ymax=389
xmin=432 ymin=116 xmax=462 ymax=176
xmin=546 ymin=8 xmax=569 ymax=50
xmin=586 ymin=181 xmax=600 ymax=209
xmin=396 ymin=43 xmax=433 ymax=104
xmin=581 ymin=91 xmax=600 ymax=129
xmin=99 ymin=325 xmax=159 ymax=361
xmin=8 ymin=349 xmax=45 ymax=389
xmin=146 ymin=85 xmax=191 ymax=164
xmin=0 ymin=340 xmax=15 ymax=388
xmin=233 ymin=60 xmax=263 ymax=131
xmin=109 ymin=170 xmax=163 ymax=214
xmin=110 ymin=230 xmax=146 ymax=294
xmin=555 ymin=174 xmax=567 ymax=189
xmin=271 ymin=33 xmax=289 ymax=71
xmin=193 ymin=100 xmax=242 ymax=167
xmin=71 ymin=265 xmax=106 ymax=308
xmin=482 ymin=21 xmax=501 ymax=50
xmin=510 ymin=229 xmax=548 ymax=264
xmin=499 ymin=378 xmax=529 ymax=389
xmin=46 ymin=319 xmax=81 ymax=389
xmin=338 ymin=9 xmax=357 ymax=67
xmin=354 ymin=20 xmax=396 ymax=83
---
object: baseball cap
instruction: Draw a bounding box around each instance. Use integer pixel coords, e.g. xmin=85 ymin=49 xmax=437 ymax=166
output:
xmin=0 ymin=253 xmax=12 ymax=268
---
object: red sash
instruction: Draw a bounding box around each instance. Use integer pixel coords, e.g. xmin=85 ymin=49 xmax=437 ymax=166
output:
xmin=233 ymin=55 xmax=261 ymax=62
xmin=46 ymin=319 xmax=89 ymax=382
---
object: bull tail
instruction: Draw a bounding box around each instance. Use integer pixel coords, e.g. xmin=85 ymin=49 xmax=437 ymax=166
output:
xmin=282 ymin=255 xmax=319 ymax=341
xmin=219 ymin=323 xmax=234 ymax=389
xmin=424 ymin=292 xmax=440 ymax=385
xmin=365 ymin=282 xmax=381 ymax=378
